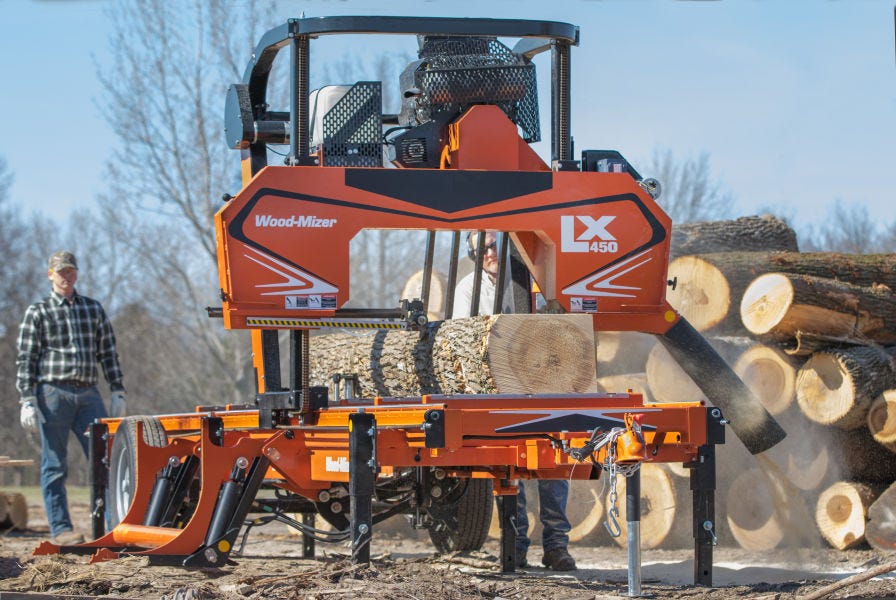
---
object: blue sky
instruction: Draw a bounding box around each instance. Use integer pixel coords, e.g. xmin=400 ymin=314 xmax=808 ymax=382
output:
xmin=1 ymin=0 xmax=894 ymax=232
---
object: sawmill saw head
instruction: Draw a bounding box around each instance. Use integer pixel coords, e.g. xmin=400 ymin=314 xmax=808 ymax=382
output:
xmin=215 ymin=16 xmax=784 ymax=456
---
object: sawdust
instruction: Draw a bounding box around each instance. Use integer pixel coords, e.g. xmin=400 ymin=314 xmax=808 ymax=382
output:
xmin=0 ymin=500 xmax=895 ymax=599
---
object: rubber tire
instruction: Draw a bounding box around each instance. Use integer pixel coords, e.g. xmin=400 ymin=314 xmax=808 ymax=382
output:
xmin=427 ymin=478 xmax=494 ymax=553
xmin=107 ymin=416 xmax=168 ymax=528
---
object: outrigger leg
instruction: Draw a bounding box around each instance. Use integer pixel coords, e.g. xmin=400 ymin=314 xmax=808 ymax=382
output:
xmin=497 ymin=487 xmax=518 ymax=573
xmin=692 ymin=407 xmax=725 ymax=587
xmin=88 ymin=421 xmax=109 ymax=540
xmin=349 ymin=411 xmax=376 ymax=563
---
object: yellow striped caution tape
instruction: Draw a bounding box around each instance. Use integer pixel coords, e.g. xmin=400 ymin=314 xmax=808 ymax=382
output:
xmin=246 ymin=317 xmax=404 ymax=329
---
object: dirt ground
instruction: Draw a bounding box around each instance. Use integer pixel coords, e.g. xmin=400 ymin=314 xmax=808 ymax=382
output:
xmin=1 ymin=498 xmax=895 ymax=599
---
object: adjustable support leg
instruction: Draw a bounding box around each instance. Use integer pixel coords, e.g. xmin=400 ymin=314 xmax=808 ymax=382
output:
xmin=626 ymin=470 xmax=642 ymax=597
xmin=497 ymin=485 xmax=517 ymax=573
xmin=691 ymin=406 xmax=724 ymax=587
xmin=302 ymin=513 xmax=315 ymax=558
xmin=88 ymin=421 xmax=109 ymax=540
xmin=349 ymin=412 xmax=376 ymax=564
xmin=692 ymin=443 xmax=717 ymax=587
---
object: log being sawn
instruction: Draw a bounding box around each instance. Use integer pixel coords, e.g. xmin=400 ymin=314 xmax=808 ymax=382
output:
xmin=309 ymin=314 xmax=598 ymax=396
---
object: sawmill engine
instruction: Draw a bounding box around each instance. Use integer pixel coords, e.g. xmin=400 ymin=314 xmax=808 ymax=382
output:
xmin=389 ymin=34 xmax=541 ymax=168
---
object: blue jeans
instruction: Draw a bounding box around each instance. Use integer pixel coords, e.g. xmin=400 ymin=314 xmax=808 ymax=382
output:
xmin=37 ymin=383 xmax=107 ymax=536
xmin=516 ymin=479 xmax=571 ymax=554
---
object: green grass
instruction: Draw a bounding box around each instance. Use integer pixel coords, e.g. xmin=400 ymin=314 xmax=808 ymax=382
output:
xmin=3 ymin=485 xmax=90 ymax=505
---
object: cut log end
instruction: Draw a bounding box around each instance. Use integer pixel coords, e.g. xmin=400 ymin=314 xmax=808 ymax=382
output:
xmin=488 ymin=314 xmax=597 ymax=394
xmin=796 ymin=348 xmax=885 ymax=429
xmin=815 ymin=481 xmax=881 ymax=550
xmin=733 ymin=345 xmax=797 ymax=415
xmin=796 ymin=353 xmax=852 ymax=426
xmin=867 ymin=481 xmax=896 ymax=551
xmin=740 ymin=273 xmax=794 ymax=335
xmin=726 ymin=468 xmax=784 ymax=551
xmin=868 ymin=390 xmax=896 ymax=452
xmin=730 ymin=458 xmax=820 ymax=550
xmin=666 ymin=256 xmax=731 ymax=331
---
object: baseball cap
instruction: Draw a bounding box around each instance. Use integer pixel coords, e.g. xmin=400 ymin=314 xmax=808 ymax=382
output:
xmin=48 ymin=250 xmax=78 ymax=271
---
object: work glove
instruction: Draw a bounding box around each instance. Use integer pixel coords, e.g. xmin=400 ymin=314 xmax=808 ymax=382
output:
xmin=20 ymin=397 xmax=45 ymax=432
xmin=109 ymin=390 xmax=127 ymax=418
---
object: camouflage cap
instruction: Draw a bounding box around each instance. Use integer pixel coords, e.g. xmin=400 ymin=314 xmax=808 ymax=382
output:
xmin=48 ymin=250 xmax=78 ymax=271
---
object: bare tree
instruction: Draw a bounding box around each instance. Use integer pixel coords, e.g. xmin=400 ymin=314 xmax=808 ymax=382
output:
xmin=99 ymin=0 xmax=276 ymax=262
xmin=0 ymin=157 xmax=61 ymax=482
xmin=801 ymin=202 xmax=883 ymax=253
xmin=94 ymin=0 xmax=277 ymax=405
xmin=644 ymin=148 xmax=736 ymax=223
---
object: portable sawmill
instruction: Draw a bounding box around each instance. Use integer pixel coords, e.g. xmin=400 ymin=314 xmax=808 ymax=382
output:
xmin=35 ymin=16 xmax=786 ymax=587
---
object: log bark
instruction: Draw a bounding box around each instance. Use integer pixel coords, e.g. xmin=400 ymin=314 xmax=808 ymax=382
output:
xmin=866 ymin=480 xmax=896 ymax=551
xmin=733 ymin=344 xmax=802 ymax=416
xmin=778 ymin=332 xmax=860 ymax=357
xmin=741 ymin=273 xmax=896 ymax=345
xmin=830 ymin=427 xmax=896 ymax=483
xmin=725 ymin=463 xmax=819 ymax=551
xmin=309 ymin=314 xmax=597 ymax=396
xmin=815 ymin=481 xmax=884 ymax=550
xmin=595 ymin=331 xmax=656 ymax=376
xmin=795 ymin=345 xmax=896 ymax=430
xmin=867 ymin=389 xmax=896 ymax=452
xmin=668 ymin=251 xmax=896 ymax=334
xmin=605 ymin=463 xmax=689 ymax=549
xmin=670 ymin=215 xmax=798 ymax=259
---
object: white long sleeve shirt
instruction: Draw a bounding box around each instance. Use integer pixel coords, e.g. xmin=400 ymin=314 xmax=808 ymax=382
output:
xmin=452 ymin=271 xmax=515 ymax=317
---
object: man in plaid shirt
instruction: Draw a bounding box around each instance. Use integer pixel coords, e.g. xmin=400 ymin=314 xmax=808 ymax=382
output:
xmin=16 ymin=250 xmax=127 ymax=546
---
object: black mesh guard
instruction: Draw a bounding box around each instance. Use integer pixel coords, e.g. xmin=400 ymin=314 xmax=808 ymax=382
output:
xmin=399 ymin=35 xmax=540 ymax=143
xmin=321 ymin=81 xmax=383 ymax=167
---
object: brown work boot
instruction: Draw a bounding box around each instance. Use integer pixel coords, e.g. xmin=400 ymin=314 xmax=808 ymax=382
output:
xmin=541 ymin=547 xmax=577 ymax=571
xmin=52 ymin=530 xmax=85 ymax=546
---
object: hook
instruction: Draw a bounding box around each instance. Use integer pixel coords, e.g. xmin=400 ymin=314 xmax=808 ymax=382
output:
xmin=604 ymin=505 xmax=622 ymax=538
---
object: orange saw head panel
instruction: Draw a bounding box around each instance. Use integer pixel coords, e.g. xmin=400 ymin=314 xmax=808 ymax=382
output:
xmin=215 ymin=164 xmax=672 ymax=329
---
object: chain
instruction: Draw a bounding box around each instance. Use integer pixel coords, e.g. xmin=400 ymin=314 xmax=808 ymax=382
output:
xmin=600 ymin=428 xmax=641 ymax=538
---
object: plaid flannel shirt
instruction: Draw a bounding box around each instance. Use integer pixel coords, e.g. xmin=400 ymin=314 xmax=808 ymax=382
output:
xmin=16 ymin=290 xmax=124 ymax=398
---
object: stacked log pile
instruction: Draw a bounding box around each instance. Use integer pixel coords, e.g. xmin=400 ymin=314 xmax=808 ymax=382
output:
xmin=592 ymin=215 xmax=896 ymax=551
xmin=650 ymin=215 xmax=896 ymax=552
xmin=311 ymin=215 xmax=896 ymax=551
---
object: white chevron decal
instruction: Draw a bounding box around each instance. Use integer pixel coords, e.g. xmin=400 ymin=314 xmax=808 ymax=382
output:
xmin=561 ymin=250 xmax=653 ymax=298
xmin=244 ymin=246 xmax=338 ymax=296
